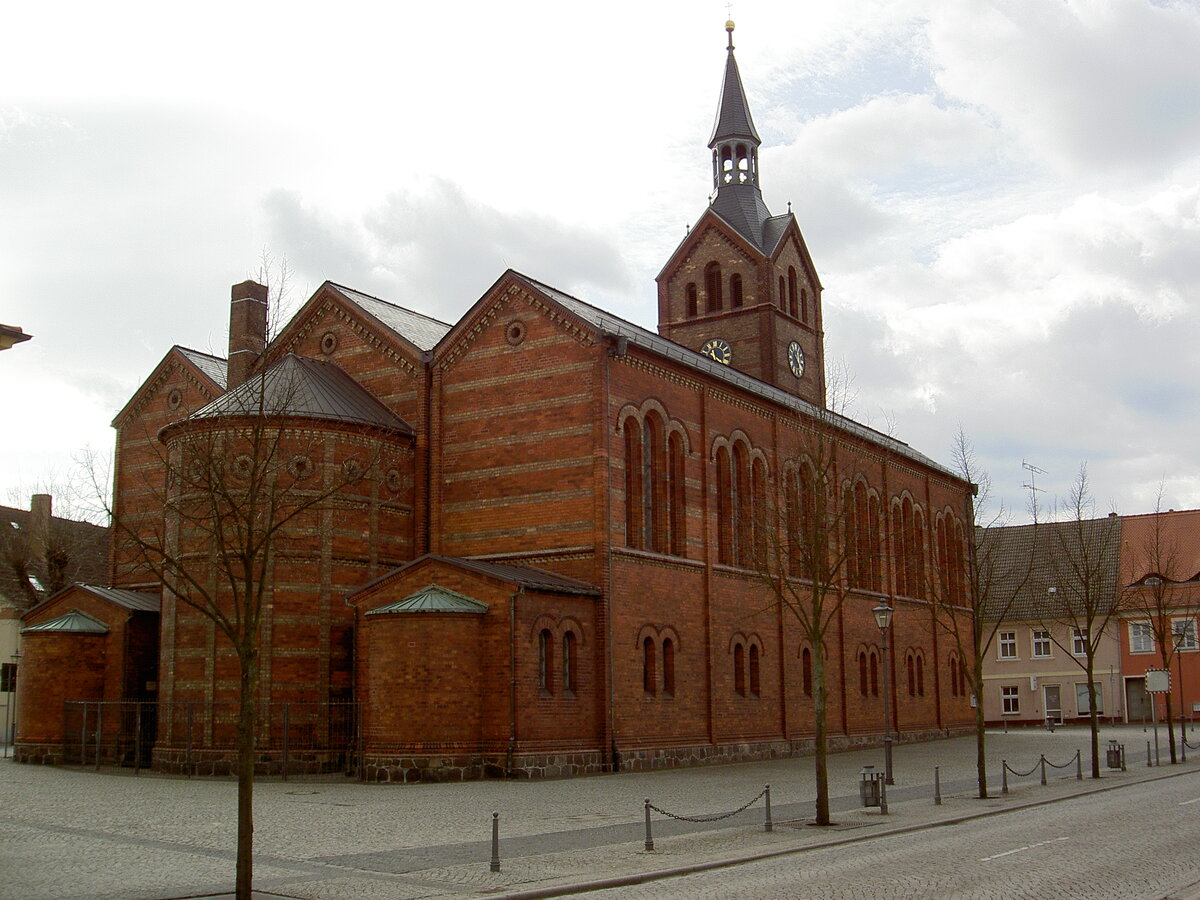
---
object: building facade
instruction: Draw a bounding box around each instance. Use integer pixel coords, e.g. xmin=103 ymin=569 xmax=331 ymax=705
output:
xmin=16 ymin=24 xmax=976 ymax=778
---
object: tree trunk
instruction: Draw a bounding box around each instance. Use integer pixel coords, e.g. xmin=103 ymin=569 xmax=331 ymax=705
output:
xmin=974 ymin=657 xmax=988 ymax=798
xmin=1165 ymin=694 xmax=1178 ymax=765
xmin=236 ymin=647 xmax=258 ymax=900
xmin=812 ymin=645 xmax=830 ymax=825
xmin=1086 ymin=667 xmax=1100 ymax=779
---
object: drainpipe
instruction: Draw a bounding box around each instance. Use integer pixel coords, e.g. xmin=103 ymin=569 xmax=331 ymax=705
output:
xmin=604 ymin=335 xmax=622 ymax=770
xmin=507 ymin=586 xmax=524 ymax=775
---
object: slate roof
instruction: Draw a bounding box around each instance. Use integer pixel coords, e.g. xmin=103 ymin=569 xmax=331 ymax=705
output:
xmin=326 ymin=283 xmax=452 ymax=351
xmin=0 ymin=502 xmax=109 ymax=611
xmin=709 ymin=38 xmax=760 ymax=146
xmin=979 ymin=517 xmax=1122 ymax=621
xmin=510 ymin=272 xmax=955 ymax=478
xmin=186 ymin=354 xmax=414 ymax=434
xmin=709 ymin=189 xmax=792 ymax=254
xmin=176 ymin=346 xmax=227 ymax=388
xmin=365 ymin=584 xmax=489 ymax=615
xmin=22 ymin=609 xmax=109 ymax=635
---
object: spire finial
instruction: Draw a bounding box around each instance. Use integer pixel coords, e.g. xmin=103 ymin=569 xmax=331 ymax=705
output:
xmin=726 ymin=17 xmax=735 ymax=51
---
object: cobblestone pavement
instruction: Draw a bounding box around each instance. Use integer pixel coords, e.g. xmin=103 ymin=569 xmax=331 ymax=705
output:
xmin=0 ymin=724 xmax=1194 ymax=899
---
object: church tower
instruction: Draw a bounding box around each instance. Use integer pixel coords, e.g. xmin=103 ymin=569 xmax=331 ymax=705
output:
xmin=657 ymin=21 xmax=826 ymax=407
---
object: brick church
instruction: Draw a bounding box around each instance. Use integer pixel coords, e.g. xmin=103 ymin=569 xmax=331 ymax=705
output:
xmin=15 ymin=24 xmax=975 ymax=779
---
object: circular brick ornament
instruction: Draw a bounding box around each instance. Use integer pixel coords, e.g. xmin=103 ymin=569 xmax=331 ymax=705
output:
xmin=167 ymin=388 xmax=182 ymax=410
xmin=320 ymin=331 xmax=338 ymax=355
xmin=505 ymin=320 xmax=527 ymax=346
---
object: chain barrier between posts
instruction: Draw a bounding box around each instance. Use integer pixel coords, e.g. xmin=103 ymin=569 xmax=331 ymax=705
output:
xmin=643 ymin=785 xmax=771 ymax=851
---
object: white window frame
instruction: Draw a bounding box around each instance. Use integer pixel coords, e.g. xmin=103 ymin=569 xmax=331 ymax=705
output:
xmin=1031 ymin=630 xmax=1052 ymax=658
xmin=1076 ymin=681 xmax=1103 ymax=715
xmin=998 ymin=631 xmax=1017 ymax=660
xmin=1129 ymin=621 xmax=1155 ymax=654
xmin=1001 ymin=685 xmax=1020 ymax=715
xmin=1072 ymin=627 xmax=1088 ymax=657
xmin=1172 ymin=618 xmax=1197 ymax=651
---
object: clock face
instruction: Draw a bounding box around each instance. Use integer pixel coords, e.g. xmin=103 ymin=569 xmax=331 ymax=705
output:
xmin=787 ymin=341 xmax=805 ymax=377
xmin=701 ymin=337 xmax=732 ymax=365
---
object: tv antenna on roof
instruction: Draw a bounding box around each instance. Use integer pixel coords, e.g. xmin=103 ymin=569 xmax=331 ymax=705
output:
xmin=1022 ymin=459 xmax=1047 ymax=495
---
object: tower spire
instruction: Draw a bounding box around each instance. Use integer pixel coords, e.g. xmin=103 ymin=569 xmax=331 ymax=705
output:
xmin=709 ymin=19 xmax=761 ymax=189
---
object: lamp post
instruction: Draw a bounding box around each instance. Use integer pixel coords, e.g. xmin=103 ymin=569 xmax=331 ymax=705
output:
xmin=1176 ymin=629 xmax=1187 ymax=763
xmin=873 ymin=602 xmax=894 ymax=785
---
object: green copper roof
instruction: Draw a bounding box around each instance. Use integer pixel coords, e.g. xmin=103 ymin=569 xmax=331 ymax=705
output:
xmin=365 ymin=584 xmax=489 ymax=615
xmin=22 ymin=609 xmax=109 ymax=634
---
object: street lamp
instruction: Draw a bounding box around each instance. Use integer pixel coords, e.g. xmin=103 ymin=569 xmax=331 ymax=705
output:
xmin=1175 ymin=629 xmax=1187 ymax=763
xmin=873 ymin=601 xmax=895 ymax=785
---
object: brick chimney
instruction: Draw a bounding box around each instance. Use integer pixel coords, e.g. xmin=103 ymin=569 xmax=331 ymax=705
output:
xmin=227 ymin=280 xmax=269 ymax=390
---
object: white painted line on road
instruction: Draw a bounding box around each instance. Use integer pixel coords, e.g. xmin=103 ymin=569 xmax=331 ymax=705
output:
xmin=1178 ymin=797 xmax=1200 ymax=806
xmin=981 ymin=836 xmax=1070 ymax=862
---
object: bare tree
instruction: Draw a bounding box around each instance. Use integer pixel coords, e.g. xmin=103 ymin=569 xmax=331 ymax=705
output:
xmin=1 ymin=485 xmax=107 ymax=609
xmin=1119 ymin=487 xmax=1200 ymax=764
xmin=929 ymin=429 xmax=1036 ymax=798
xmin=1037 ymin=464 xmax=1121 ymax=779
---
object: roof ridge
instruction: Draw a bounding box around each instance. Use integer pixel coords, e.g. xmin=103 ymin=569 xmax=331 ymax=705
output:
xmin=327 ymin=282 xmax=453 ymax=328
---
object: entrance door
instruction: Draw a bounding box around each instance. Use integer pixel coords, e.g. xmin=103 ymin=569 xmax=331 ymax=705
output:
xmin=1126 ymin=678 xmax=1152 ymax=723
xmin=1044 ymin=684 xmax=1062 ymax=724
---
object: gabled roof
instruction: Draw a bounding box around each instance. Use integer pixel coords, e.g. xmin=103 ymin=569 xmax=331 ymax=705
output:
xmin=506 ymin=271 xmax=954 ymax=478
xmin=980 ymin=517 xmax=1122 ymax=621
xmin=112 ymin=344 xmax=227 ymax=428
xmin=365 ymin=584 xmax=489 ymax=615
xmin=348 ymin=553 xmax=601 ymax=602
xmin=177 ymin=347 xmax=227 ymax=389
xmin=71 ymin=584 xmax=160 ymax=612
xmin=708 ymin=196 xmax=792 ymax=255
xmin=184 ymin=354 xmax=413 ymax=434
xmin=22 ymin=609 xmax=108 ymax=635
xmin=325 ymin=283 xmax=452 ymax=352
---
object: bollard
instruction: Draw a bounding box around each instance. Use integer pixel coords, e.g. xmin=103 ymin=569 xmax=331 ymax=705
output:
xmin=644 ymin=798 xmax=654 ymax=852
xmin=1039 ymin=755 xmax=1047 ymax=786
xmin=880 ymin=772 xmax=888 ymax=815
xmin=1121 ymin=743 xmax=1127 ymax=772
xmin=1002 ymin=760 xmax=1009 ymax=794
xmin=934 ymin=765 xmax=942 ymax=805
xmin=1076 ymin=749 xmax=1082 ymax=780
xmin=764 ymin=784 xmax=773 ymax=833
xmin=1148 ymin=740 xmax=1153 ymax=768
xmin=490 ymin=812 xmax=500 ymax=872
xmin=1183 ymin=733 xmax=1188 ymax=764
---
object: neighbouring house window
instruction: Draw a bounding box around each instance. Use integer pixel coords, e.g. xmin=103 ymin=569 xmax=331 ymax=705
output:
xmin=1032 ymin=630 xmax=1052 ymax=658
xmin=1001 ymin=685 xmax=1020 ymax=715
xmin=562 ymin=631 xmax=577 ymax=694
xmin=1173 ymin=618 xmax=1197 ymax=651
xmin=734 ymin=642 xmax=746 ymax=696
xmin=1072 ymin=628 xmax=1088 ymax=657
xmin=1076 ymin=682 xmax=1103 ymax=715
xmin=1130 ymin=622 xmax=1155 ymax=654
xmin=998 ymin=631 xmax=1017 ymax=659
xmin=643 ymin=636 xmax=657 ymax=696
xmin=662 ymin=638 xmax=675 ymax=696
xmin=0 ymin=663 xmax=15 ymax=693
xmin=801 ymin=647 xmax=813 ymax=697
xmin=749 ymin=644 xmax=761 ymax=697
xmin=539 ymin=629 xmax=553 ymax=693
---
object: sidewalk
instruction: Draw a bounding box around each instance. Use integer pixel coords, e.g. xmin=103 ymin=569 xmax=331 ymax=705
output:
xmin=1 ymin=723 xmax=1195 ymax=900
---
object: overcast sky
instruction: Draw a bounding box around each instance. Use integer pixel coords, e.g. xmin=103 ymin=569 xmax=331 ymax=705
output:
xmin=2 ymin=0 xmax=1198 ymax=524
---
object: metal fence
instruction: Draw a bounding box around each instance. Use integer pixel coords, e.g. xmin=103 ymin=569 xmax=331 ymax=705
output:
xmin=62 ymin=700 xmax=361 ymax=778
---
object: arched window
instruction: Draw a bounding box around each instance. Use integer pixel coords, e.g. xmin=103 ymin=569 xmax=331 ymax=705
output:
xmin=916 ymin=654 xmax=925 ymax=697
xmin=801 ymin=647 xmax=813 ymax=697
xmin=539 ymin=629 xmax=553 ymax=693
xmin=563 ymin=631 xmax=577 ymax=693
xmin=749 ymin=644 xmax=761 ymax=697
xmin=906 ymin=653 xmax=915 ymax=697
xmin=642 ymin=417 xmax=660 ymax=553
xmin=662 ymin=638 xmax=675 ymax=696
xmin=685 ymin=283 xmax=698 ymax=318
xmin=749 ymin=457 xmax=766 ymax=568
xmin=858 ymin=650 xmax=868 ymax=697
xmin=716 ymin=446 xmax=734 ymax=565
xmin=800 ymin=287 xmax=808 ymax=324
xmin=705 ymin=262 xmax=723 ymax=312
xmin=733 ymin=444 xmax=750 ymax=567
xmin=867 ymin=492 xmax=881 ymax=590
xmin=623 ymin=419 xmax=642 ymax=549
xmin=730 ymin=273 xmax=744 ymax=309
xmin=734 ymin=642 xmax=746 ymax=696
xmin=870 ymin=650 xmax=879 ymax=697
xmin=912 ymin=508 xmax=926 ymax=599
xmin=667 ymin=432 xmax=686 ymax=557
xmin=643 ymin=636 xmax=657 ymax=696
xmin=778 ymin=275 xmax=786 ymax=309
xmin=959 ymin=658 xmax=968 ymax=697
xmin=788 ymin=267 xmax=798 ymax=318
xmin=949 ymin=655 xmax=959 ymax=697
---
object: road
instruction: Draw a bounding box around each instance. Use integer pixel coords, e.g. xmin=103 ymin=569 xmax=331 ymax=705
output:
xmin=583 ymin=770 xmax=1200 ymax=899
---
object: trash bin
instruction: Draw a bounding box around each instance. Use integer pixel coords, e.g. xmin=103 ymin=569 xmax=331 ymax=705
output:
xmin=860 ymin=765 xmax=882 ymax=808
xmin=1107 ymin=740 xmax=1123 ymax=769
xmin=1045 ymin=715 xmax=1056 ymax=733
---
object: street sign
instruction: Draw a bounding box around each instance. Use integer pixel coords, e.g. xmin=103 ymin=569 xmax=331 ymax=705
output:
xmin=1146 ymin=669 xmax=1170 ymax=693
